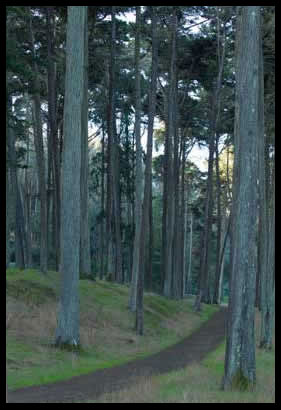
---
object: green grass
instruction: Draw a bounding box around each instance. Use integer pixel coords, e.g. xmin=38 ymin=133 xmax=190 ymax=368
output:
xmin=6 ymin=268 xmax=219 ymax=391
xmin=87 ymin=312 xmax=275 ymax=403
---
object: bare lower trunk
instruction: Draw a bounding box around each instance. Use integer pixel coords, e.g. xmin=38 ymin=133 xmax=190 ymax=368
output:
xmin=55 ymin=6 xmax=86 ymax=348
xmin=129 ymin=6 xmax=143 ymax=310
xmin=223 ymin=6 xmax=261 ymax=391
xmin=80 ymin=10 xmax=91 ymax=277
xmin=136 ymin=6 xmax=158 ymax=335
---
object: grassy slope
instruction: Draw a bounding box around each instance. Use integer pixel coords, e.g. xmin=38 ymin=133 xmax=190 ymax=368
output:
xmin=6 ymin=268 xmax=218 ymax=391
xmin=87 ymin=313 xmax=275 ymax=403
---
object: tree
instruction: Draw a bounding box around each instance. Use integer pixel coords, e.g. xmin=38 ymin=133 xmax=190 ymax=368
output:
xmin=136 ymin=6 xmax=158 ymax=335
xmin=46 ymin=6 xmax=61 ymax=271
xmin=129 ymin=6 xmax=143 ymax=311
xmin=223 ymin=6 xmax=261 ymax=391
xmin=80 ymin=7 xmax=91 ymax=277
xmin=55 ymin=6 xmax=86 ymax=348
xmin=29 ymin=8 xmax=48 ymax=273
xmin=194 ymin=8 xmax=227 ymax=310
xmin=163 ymin=8 xmax=178 ymax=299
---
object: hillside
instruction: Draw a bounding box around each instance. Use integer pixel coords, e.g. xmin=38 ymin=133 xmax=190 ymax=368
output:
xmin=6 ymin=268 xmax=218 ymax=391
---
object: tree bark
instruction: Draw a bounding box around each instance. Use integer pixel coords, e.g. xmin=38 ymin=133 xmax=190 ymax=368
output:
xmin=30 ymin=10 xmax=48 ymax=273
xmin=47 ymin=6 xmax=61 ymax=271
xmin=136 ymin=6 xmax=158 ymax=335
xmin=194 ymin=19 xmax=226 ymax=311
xmin=223 ymin=6 xmax=261 ymax=391
xmin=80 ymin=8 xmax=91 ymax=277
xmin=129 ymin=6 xmax=143 ymax=311
xmin=213 ymin=136 xmax=222 ymax=304
xmin=110 ymin=7 xmax=123 ymax=283
xmin=55 ymin=6 xmax=86 ymax=348
xmin=99 ymin=123 xmax=105 ymax=280
xmin=163 ymin=9 xmax=177 ymax=299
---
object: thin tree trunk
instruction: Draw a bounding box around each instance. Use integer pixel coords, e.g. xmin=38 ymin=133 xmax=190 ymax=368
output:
xmin=47 ymin=6 xmax=60 ymax=272
xmin=6 ymin=161 xmax=11 ymax=268
xmin=172 ymin=80 xmax=182 ymax=300
xmin=163 ymin=9 xmax=177 ymax=299
xmin=136 ymin=6 xmax=158 ymax=335
xmin=259 ymin=166 xmax=275 ymax=349
xmin=110 ymin=7 xmax=123 ymax=283
xmin=179 ymin=136 xmax=187 ymax=296
xmin=80 ymin=8 xmax=91 ymax=277
xmin=29 ymin=10 xmax=48 ymax=273
xmin=186 ymin=211 xmax=193 ymax=295
xmin=213 ymin=136 xmax=222 ymax=304
xmin=194 ymin=20 xmax=226 ymax=311
xmin=146 ymin=181 xmax=154 ymax=291
xmin=99 ymin=123 xmax=105 ymax=280
xmin=24 ymin=100 xmax=33 ymax=268
xmin=129 ymin=5 xmax=143 ymax=311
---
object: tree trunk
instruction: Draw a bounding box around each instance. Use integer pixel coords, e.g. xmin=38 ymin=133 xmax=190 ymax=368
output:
xmin=213 ymin=137 xmax=222 ymax=304
xmin=259 ymin=167 xmax=275 ymax=350
xmin=223 ymin=6 xmax=261 ymax=391
xmin=129 ymin=6 xmax=143 ymax=311
xmin=172 ymin=81 xmax=182 ymax=300
xmin=146 ymin=181 xmax=154 ymax=291
xmin=194 ymin=24 xmax=226 ymax=310
xmin=55 ymin=6 xmax=86 ymax=348
xmin=24 ymin=100 xmax=33 ymax=268
xmin=179 ymin=136 xmax=187 ymax=296
xmin=163 ymin=9 xmax=177 ymax=299
xmin=47 ymin=6 xmax=61 ymax=272
xmin=7 ymin=113 xmax=26 ymax=270
xmin=136 ymin=6 xmax=158 ymax=335
xmin=99 ymin=123 xmax=105 ymax=280
xmin=186 ymin=211 xmax=193 ymax=295
xmin=6 ymin=161 xmax=11 ymax=268
xmin=80 ymin=8 xmax=91 ymax=277
xmin=29 ymin=10 xmax=48 ymax=273
xmin=110 ymin=7 xmax=123 ymax=283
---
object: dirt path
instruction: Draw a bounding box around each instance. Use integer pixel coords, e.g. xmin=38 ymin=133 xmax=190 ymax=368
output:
xmin=8 ymin=308 xmax=227 ymax=403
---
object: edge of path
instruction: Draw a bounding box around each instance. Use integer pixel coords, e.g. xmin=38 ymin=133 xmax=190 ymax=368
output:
xmin=8 ymin=307 xmax=228 ymax=403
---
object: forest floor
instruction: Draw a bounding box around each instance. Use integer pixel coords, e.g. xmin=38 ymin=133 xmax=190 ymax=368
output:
xmin=7 ymin=269 xmax=274 ymax=403
xmin=8 ymin=308 xmax=227 ymax=403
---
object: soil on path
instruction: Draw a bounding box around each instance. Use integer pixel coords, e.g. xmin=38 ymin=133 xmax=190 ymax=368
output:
xmin=8 ymin=308 xmax=228 ymax=403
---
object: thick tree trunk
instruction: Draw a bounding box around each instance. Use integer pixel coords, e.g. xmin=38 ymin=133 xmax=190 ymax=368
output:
xmin=223 ymin=6 xmax=261 ymax=391
xmin=55 ymin=6 xmax=86 ymax=348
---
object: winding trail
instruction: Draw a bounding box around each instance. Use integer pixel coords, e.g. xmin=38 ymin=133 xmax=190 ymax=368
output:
xmin=8 ymin=308 xmax=227 ymax=403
